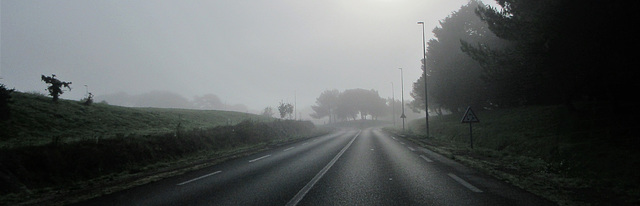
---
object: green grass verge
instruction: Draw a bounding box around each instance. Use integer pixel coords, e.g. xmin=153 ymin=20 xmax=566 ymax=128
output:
xmin=385 ymin=104 xmax=638 ymax=205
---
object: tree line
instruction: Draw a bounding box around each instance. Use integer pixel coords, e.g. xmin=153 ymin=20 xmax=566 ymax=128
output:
xmin=410 ymin=0 xmax=637 ymax=115
xmin=310 ymin=88 xmax=398 ymax=123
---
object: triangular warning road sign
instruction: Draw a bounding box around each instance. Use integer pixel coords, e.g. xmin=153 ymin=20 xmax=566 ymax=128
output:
xmin=461 ymin=106 xmax=479 ymax=123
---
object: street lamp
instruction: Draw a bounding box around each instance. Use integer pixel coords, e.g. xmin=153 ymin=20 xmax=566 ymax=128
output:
xmin=391 ymin=82 xmax=396 ymax=127
xmin=418 ymin=21 xmax=429 ymax=137
xmin=399 ymin=68 xmax=406 ymax=131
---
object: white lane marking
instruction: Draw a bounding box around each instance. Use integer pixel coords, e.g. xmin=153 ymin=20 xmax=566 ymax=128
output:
xmin=283 ymin=147 xmax=295 ymax=152
xmin=420 ymin=155 xmax=434 ymax=163
xmin=407 ymin=147 xmax=416 ymax=151
xmin=448 ymin=173 xmax=483 ymax=192
xmin=399 ymin=142 xmax=405 ymax=145
xmin=177 ymin=171 xmax=222 ymax=186
xmin=286 ymin=131 xmax=361 ymax=206
xmin=391 ymin=136 xmax=397 ymax=140
xmin=302 ymin=142 xmax=310 ymax=146
xmin=248 ymin=154 xmax=271 ymax=163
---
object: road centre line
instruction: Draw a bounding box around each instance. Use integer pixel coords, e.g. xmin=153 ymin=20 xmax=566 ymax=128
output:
xmin=248 ymin=154 xmax=271 ymax=163
xmin=286 ymin=131 xmax=361 ymax=206
xmin=419 ymin=155 xmax=434 ymax=162
xmin=448 ymin=173 xmax=483 ymax=193
xmin=283 ymin=147 xmax=295 ymax=152
xmin=177 ymin=171 xmax=222 ymax=186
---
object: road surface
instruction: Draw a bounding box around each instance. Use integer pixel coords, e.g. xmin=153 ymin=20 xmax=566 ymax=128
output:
xmin=73 ymin=127 xmax=554 ymax=205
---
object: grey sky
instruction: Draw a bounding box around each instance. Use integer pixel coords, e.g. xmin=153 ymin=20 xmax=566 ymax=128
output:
xmin=1 ymin=0 xmax=497 ymax=115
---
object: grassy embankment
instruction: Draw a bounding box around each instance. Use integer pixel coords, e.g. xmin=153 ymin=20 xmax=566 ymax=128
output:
xmin=0 ymin=92 xmax=324 ymax=205
xmin=385 ymin=104 xmax=638 ymax=205
xmin=0 ymin=92 xmax=273 ymax=148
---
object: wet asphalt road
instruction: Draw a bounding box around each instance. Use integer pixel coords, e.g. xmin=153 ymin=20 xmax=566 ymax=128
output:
xmin=73 ymin=127 xmax=555 ymax=206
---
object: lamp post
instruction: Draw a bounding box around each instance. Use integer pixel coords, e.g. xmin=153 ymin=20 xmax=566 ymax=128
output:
xmin=391 ymin=82 xmax=396 ymax=127
xmin=399 ymin=68 xmax=406 ymax=132
xmin=418 ymin=21 xmax=429 ymax=137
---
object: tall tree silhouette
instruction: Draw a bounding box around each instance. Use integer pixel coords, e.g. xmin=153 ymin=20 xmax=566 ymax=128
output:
xmin=463 ymin=0 xmax=637 ymax=110
xmin=41 ymin=74 xmax=72 ymax=102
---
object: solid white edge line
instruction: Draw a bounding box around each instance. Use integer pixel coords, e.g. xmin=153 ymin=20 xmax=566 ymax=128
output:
xmin=419 ymin=155 xmax=434 ymax=163
xmin=447 ymin=173 xmax=483 ymax=192
xmin=177 ymin=171 xmax=222 ymax=186
xmin=249 ymin=154 xmax=271 ymax=163
xmin=286 ymin=131 xmax=361 ymax=206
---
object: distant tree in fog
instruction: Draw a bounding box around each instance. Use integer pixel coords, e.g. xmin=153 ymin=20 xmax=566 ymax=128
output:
xmin=192 ymin=94 xmax=224 ymax=110
xmin=278 ymin=101 xmax=293 ymax=119
xmin=41 ymin=74 xmax=72 ymax=102
xmin=134 ymin=91 xmax=191 ymax=108
xmin=261 ymin=106 xmax=275 ymax=118
xmin=310 ymin=89 xmax=340 ymax=123
xmin=311 ymin=88 xmax=387 ymax=122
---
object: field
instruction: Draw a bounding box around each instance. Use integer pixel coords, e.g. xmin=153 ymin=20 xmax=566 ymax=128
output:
xmin=0 ymin=92 xmax=272 ymax=148
xmin=0 ymin=92 xmax=321 ymax=205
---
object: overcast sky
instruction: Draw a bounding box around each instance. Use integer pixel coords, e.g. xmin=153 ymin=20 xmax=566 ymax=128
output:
xmin=1 ymin=0 xmax=498 ymax=115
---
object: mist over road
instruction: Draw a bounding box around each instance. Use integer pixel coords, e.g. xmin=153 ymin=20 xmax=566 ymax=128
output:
xmin=74 ymin=127 xmax=553 ymax=205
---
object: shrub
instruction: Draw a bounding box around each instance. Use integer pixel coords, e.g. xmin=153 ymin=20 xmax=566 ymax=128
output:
xmin=0 ymin=84 xmax=15 ymax=120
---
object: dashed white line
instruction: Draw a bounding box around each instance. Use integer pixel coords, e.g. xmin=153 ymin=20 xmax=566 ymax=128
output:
xmin=177 ymin=171 xmax=222 ymax=186
xmin=399 ymin=142 xmax=405 ymax=145
xmin=407 ymin=147 xmax=416 ymax=151
xmin=448 ymin=173 xmax=483 ymax=192
xmin=283 ymin=147 xmax=295 ymax=152
xmin=391 ymin=136 xmax=397 ymax=140
xmin=419 ymin=155 xmax=434 ymax=163
xmin=248 ymin=154 xmax=271 ymax=163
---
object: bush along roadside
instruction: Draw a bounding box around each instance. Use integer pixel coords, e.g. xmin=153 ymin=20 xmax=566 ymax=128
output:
xmin=0 ymin=119 xmax=318 ymax=204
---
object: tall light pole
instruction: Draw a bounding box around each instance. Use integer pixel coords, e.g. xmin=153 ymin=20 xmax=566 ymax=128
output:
xmin=391 ymin=82 xmax=396 ymax=127
xmin=418 ymin=21 xmax=430 ymax=137
xmin=399 ymin=68 xmax=406 ymax=131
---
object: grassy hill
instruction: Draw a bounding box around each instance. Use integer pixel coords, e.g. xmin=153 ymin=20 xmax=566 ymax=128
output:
xmin=385 ymin=104 xmax=638 ymax=205
xmin=0 ymin=92 xmax=272 ymax=148
xmin=0 ymin=92 xmax=319 ymax=205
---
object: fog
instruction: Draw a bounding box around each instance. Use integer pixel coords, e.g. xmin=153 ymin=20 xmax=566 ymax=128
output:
xmin=1 ymin=0 xmax=497 ymax=118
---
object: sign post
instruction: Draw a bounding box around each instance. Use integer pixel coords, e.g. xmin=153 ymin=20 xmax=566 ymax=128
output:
xmin=461 ymin=106 xmax=479 ymax=149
